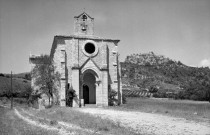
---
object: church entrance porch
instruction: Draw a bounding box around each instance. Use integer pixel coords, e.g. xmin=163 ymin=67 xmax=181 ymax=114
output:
xmin=82 ymin=71 xmax=96 ymax=105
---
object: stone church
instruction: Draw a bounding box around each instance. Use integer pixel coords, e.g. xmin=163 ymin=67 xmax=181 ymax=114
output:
xmin=30 ymin=12 xmax=122 ymax=107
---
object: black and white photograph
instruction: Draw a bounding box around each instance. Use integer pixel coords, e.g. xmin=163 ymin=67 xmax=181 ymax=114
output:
xmin=0 ymin=0 xmax=210 ymax=134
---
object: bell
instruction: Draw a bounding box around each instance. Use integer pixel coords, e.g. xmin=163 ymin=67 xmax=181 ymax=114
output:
xmin=82 ymin=26 xmax=86 ymax=31
xmin=82 ymin=25 xmax=86 ymax=31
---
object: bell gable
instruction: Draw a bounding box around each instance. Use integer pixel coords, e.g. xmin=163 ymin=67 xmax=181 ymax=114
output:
xmin=74 ymin=12 xmax=94 ymax=36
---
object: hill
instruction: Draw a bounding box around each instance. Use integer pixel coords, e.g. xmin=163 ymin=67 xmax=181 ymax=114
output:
xmin=121 ymin=52 xmax=210 ymax=101
xmin=0 ymin=74 xmax=31 ymax=98
xmin=2 ymin=72 xmax=31 ymax=80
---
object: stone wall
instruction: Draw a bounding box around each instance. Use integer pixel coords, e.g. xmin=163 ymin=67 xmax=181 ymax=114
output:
xmin=107 ymin=42 xmax=118 ymax=92
xmin=52 ymin=38 xmax=66 ymax=106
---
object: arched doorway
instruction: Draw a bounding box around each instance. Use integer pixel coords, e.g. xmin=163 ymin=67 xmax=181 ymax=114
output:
xmin=82 ymin=71 xmax=96 ymax=104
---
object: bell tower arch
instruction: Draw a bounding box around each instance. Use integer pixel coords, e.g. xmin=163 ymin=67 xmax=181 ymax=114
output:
xmin=74 ymin=12 xmax=94 ymax=36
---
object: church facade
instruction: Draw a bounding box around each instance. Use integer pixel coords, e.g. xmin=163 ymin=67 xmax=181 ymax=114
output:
xmin=31 ymin=12 xmax=122 ymax=107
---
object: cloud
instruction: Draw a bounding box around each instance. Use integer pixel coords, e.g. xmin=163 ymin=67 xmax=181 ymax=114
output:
xmin=199 ymin=59 xmax=210 ymax=67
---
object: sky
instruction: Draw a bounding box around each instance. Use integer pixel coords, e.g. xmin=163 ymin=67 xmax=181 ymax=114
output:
xmin=0 ymin=0 xmax=210 ymax=73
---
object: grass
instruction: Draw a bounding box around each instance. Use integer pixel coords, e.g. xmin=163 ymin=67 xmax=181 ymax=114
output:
xmin=0 ymin=97 xmax=28 ymax=107
xmin=110 ymin=97 xmax=210 ymax=122
xmin=1 ymin=98 xmax=138 ymax=135
xmin=2 ymin=96 xmax=210 ymax=134
xmin=0 ymin=106 xmax=58 ymax=135
xmin=25 ymin=106 xmax=138 ymax=135
xmin=0 ymin=76 xmax=30 ymax=96
xmin=0 ymin=97 xmax=138 ymax=134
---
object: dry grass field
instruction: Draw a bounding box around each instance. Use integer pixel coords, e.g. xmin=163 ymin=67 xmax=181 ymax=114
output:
xmin=111 ymin=97 xmax=210 ymax=122
xmin=24 ymin=106 xmax=138 ymax=135
xmin=0 ymin=98 xmax=138 ymax=135
xmin=1 ymin=97 xmax=210 ymax=135
xmin=0 ymin=106 xmax=57 ymax=135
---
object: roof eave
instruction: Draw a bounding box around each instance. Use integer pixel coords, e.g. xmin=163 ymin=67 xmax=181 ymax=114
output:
xmin=54 ymin=35 xmax=120 ymax=43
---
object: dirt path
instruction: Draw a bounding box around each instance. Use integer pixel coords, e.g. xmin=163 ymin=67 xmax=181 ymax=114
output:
xmin=0 ymin=104 xmax=96 ymax=135
xmin=0 ymin=106 xmax=58 ymax=135
xmin=77 ymin=108 xmax=210 ymax=135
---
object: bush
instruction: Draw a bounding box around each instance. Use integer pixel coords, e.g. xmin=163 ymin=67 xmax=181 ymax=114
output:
xmin=149 ymin=86 xmax=158 ymax=93
xmin=50 ymin=120 xmax=58 ymax=126
xmin=153 ymin=92 xmax=167 ymax=98
xmin=2 ymin=97 xmax=8 ymax=104
xmin=23 ymin=80 xmax=28 ymax=83
xmin=108 ymin=89 xmax=118 ymax=106
xmin=66 ymin=87 xmax=76 ymax=107
xmin=14 ymin=98 xmax=27 ymax=104
xmin=174 ymin=91 xmax=186 ymax=100
xmin=24 ymin=73 xmax=31 ymax=80
xmin=28 ymin=93 xmax=41 ymax=108
xmin=45 ymin=104 xmax=53 ymax=109
xmin=190 ymin=94 xmax=199 ymax=101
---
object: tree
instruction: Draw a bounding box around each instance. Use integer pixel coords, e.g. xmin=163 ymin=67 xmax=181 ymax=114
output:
xmin=24 ymin=73 xmax=31 ymax=80
xmin=32 ymin=55 xmax=60 ymax=106
xmin=23 ymin=85 xmax=33 ymax=99
xmin=137 ymin=78 xmax=152 ymax=89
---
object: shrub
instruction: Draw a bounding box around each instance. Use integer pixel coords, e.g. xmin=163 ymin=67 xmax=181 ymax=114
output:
xmin=174 ymin=91 xmax=186 ymax=100
xmin=27 ymin=92 xmax=41 ymax=108
xmin=24 ymin=73 xmax=31 ymax=80
xmin=108 ymin=89 xmax=118 ymax=106
xmin=66 ymin=87 xmax=76 ymax=107
xmin=23 ymin=80 xmax=28 ymax=83
xmin=153 ymin=91 xmax=167 ymax=98
xmin=149 ymin=86 xmax=158 ymax=93
xmin=2 ymin=97 xmax=8 ymax=104
xmin=50 ymin=120 xmax=58 ymax=126
xmin=146 ymin=94 xmax=151 ymax=98
xmin=190 ymin=94 xmax=199 ymax=101
xmin=14 ymin=98 xmax=27 ymax=104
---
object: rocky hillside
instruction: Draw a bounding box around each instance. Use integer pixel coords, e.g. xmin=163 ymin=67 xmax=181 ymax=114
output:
xmin=121 ymin=52 xmax=210 ymax=101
